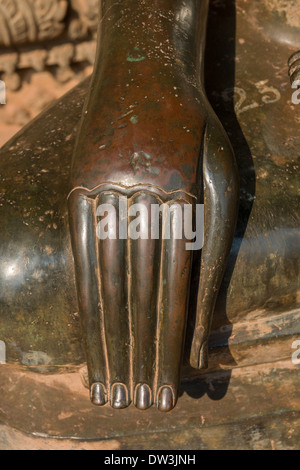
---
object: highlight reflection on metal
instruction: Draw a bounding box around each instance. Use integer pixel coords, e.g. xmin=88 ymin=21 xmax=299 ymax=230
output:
xmin=0 ymin=341 xmax=6 ymax=364
xmin=3 ymin=260 xmax=24 ymax=284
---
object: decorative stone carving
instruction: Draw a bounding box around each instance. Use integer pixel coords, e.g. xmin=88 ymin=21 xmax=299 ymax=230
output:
xmin=0 ymin=0 xmax=98 ymax=90
xmin=70 ymin=0 xmax=98 ymax=35
xmin=0 ymin=0 xmax=68 ymax=46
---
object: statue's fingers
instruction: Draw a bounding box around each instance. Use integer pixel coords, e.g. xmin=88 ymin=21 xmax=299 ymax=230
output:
xmin=69 ymin=193 xmax=108 ymax=406
xmin=130 ymin=193 xmax=161 ymax=410
xmin=155 ymin=201 xmax=193 ymax=412
xmin=190 ymin=118 xmax=239 ymax=370
xmin=97 ymin=192 xmax=131 ymax=409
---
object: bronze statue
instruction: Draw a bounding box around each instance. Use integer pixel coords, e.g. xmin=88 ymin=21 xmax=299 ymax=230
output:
xmin=0 ymin=0 xmax=299 ymax=448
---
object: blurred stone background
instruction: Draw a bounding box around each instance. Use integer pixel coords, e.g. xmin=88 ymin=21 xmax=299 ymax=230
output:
xmin=0 ymin=0 xmax=98 ymax=147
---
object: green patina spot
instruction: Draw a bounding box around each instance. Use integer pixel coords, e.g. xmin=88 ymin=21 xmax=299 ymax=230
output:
xmin=130 ymin=115 xmax=139 ymax=124
xmin=148 ymin=167 xmax=160 ymax=176
xmin=127 ymin=47 xmax=146 ymax=62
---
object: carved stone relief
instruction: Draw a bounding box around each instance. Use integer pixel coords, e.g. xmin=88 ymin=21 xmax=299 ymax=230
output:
xmin=0 ymin=0 xmax=99 ymax=90
xmin=0 ymin=0 xmax=68 ymax=46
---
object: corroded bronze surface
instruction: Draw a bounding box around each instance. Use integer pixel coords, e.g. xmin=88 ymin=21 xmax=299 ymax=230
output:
xmin=0 ymin=0 xmax=299 ymax=444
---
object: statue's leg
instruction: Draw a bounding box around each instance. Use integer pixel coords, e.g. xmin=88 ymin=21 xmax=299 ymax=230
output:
xmin=190 ymin=117 xmax=239 ymax=369
xmin=68 ymin=193 xmax=108 ymax=405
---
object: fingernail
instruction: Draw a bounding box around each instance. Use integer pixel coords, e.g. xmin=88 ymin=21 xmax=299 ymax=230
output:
xmin=111 ymin=384 xmax=129 ymax=409
xmin=90 ymin=383 xmax=107 ymax=406
xmin=157 ymin=386 xmax=175 ymax=412
xmin=135 ymin=384 xmax=152 ymax=410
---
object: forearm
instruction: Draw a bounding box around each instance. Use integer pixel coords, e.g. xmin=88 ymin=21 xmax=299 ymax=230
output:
xmin=94 ymin=0 xmax=209 ymax=90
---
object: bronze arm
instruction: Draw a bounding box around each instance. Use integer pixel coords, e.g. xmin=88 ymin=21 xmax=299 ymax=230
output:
xmin=69 ymin=0 xmax=239 ymax=412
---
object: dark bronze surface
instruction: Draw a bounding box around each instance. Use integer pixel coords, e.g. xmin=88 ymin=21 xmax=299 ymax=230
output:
xmin=0 ymin=0 xmax=299 ymax=442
